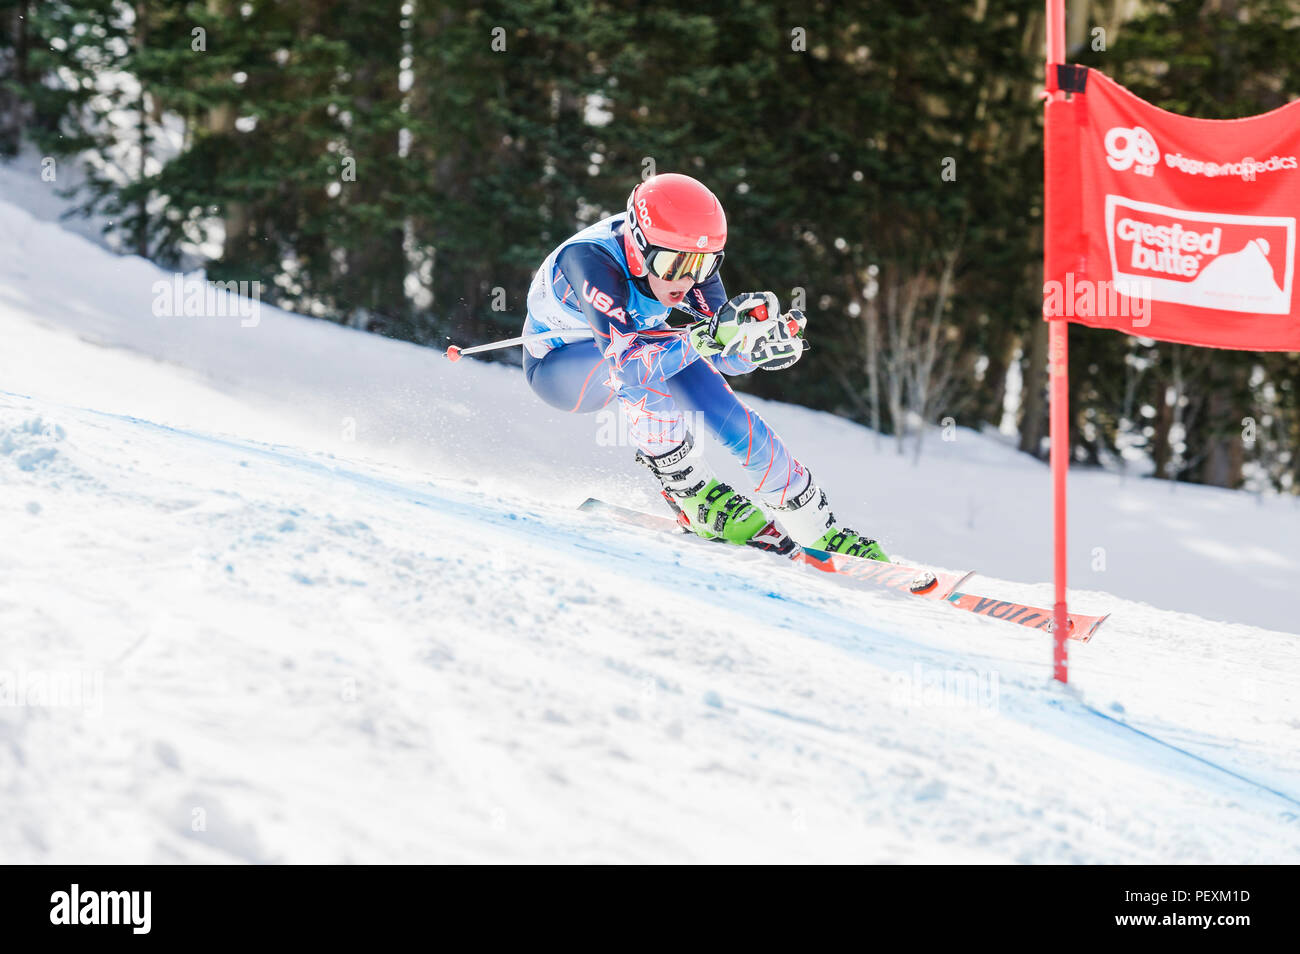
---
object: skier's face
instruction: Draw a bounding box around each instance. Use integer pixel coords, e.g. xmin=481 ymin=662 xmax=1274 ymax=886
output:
xmin=646 ymin=271 xmax=695 ymax=308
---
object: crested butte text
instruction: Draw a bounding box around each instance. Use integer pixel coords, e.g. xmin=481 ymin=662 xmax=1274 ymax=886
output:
xmin=50 ymin=884 xmax=151 ymax=935
xmin=152 ymin=274 xmax=262 ymax=327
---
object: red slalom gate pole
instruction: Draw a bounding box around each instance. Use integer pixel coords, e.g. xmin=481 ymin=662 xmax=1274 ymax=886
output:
xmin=1049 ymin=321 xmax=1069 ymax=683
xmin=1046 ymin=0 xmax=1070 ymax=683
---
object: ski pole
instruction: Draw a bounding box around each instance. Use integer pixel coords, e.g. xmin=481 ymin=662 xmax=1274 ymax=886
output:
xmin=444 ymin=328 xmax=593 ymax=362
xmin=444 ymin=302 xmax=702 ymax=362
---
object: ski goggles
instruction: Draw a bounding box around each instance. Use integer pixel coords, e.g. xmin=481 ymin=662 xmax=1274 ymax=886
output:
xmin=643 ymin=246 xmax=725 ymax=284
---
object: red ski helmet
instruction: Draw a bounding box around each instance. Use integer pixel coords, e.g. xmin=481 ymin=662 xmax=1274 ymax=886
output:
xmin=622 ymin=173 xmax=727 ymax=283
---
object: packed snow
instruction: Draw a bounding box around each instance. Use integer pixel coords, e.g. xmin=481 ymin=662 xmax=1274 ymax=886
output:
xmin=1 ymin=196 xmax=1297 ymax=863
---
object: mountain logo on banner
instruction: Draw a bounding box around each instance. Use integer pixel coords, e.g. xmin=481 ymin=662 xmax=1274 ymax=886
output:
xmin=1105 ymin=195 xmax=1296 ymax=315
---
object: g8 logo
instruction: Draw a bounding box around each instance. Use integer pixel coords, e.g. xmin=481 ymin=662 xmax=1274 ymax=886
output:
xmin=1104 ymin=125 xmax=1159 ymax=171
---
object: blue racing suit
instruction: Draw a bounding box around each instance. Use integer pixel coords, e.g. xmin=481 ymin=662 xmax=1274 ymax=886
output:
xmin=522 ymin=214 xmax=805 ymax=504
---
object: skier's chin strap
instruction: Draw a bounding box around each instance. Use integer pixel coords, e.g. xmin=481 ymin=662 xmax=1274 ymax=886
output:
xmin=634 ymin=276 xmax=711 ymax=324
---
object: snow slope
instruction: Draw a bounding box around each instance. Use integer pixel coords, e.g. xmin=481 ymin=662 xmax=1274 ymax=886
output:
xmin=1 ymin=197 xmax=1298 ymax=863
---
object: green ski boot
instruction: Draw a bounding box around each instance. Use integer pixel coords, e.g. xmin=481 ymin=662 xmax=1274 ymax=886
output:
xmin=775 ymin=472 xmax=890 ymax=562
xmin=637 ymin=435 xmax=793 ymax=552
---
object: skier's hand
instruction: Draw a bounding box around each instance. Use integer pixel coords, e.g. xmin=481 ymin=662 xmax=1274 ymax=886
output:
xmin=686 ymin=320 xmax=726 ymax=358
xmin=688 ymin=291 xmax=781 ymax=360
xmin=751 ymin=308 xmax=807 ymax=371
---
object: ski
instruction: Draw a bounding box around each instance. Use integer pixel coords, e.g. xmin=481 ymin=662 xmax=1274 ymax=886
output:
xmin=578 ymin=498 xmax=1108 ymax=642
xmin=791 ymin=547 xmax=971 ymax=602
xmin=577 ymin=497 xmax=971 ymax=601
xmin=944 ymin=591 xmax=1109 ymax=643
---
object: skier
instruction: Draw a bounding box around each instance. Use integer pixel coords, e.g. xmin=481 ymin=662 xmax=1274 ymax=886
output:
xmin=522 ymin=172 xmax=888 ymax=561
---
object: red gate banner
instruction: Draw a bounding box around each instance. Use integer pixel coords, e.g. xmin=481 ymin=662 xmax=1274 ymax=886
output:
xmin=1045 ymin=67 xmax=1300 ymax=351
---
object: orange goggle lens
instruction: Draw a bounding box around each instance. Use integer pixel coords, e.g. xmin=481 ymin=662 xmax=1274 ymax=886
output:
xmin=645 ymin=248 xmax=723 ymax=283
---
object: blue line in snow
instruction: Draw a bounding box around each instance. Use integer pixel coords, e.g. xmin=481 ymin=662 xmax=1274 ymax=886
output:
xmin=1081 ymin=702 xmax=1300 ymax=812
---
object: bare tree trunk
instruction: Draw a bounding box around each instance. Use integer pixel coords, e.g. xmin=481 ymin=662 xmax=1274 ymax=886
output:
xmin=863 ymin=266 xmax=882 ymax=449
xmin=1199 ymin=392 xmax=1244 ymax=488
xmin=206 ymin=0 xmax=249 ymax=259
xmin=1018 ymin=312 xmax=1050 ymax=458
xmin=1168 ymin=348 xmax=1187 ymax=483
xmin=1152 ymin=383 xmax=1173 ymax=480
xmin=909 ymin=239 xmax=962 ymax=463
xmin=0 ymin=0 xmax=29 ymax=154
xmin=340 ymin=2 xmax=407 ymax=327
xmin=883 ymin=270 xmax=921 ymax=456
xmin=1117 ymin=338 xmax=1147 ymax=481
xmin=134 ymin=3 xmax=151 ymax=258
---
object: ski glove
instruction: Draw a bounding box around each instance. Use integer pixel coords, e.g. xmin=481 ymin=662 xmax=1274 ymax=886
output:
xmin=750 ymin=308 xmax=806 ymax=371
xmin=687 ymin=291 xmax=807 ymax=371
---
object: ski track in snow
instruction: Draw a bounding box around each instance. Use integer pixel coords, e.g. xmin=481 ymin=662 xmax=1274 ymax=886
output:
xmin=0 ymin=196 xmax=1298 ymax=863
xmin=2 ymin=390 xmax=1298 ymax=863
